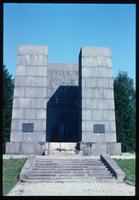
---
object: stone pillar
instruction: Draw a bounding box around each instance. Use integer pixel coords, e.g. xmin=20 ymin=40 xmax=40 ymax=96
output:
xmin=6 ymin=45 xmax=48 ymax=154
xmin=80 ymin=47 xmax=121 ymax=155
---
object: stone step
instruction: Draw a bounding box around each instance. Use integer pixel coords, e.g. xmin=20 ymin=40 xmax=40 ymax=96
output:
xmin=34 ymin=163 xmax=102 ymax=166
xmin=23 ymin=178 xmax=116 ymax=183
xmin=28 ymin=173 xmax=114 ymax=179
xmin=32 ymin=168 xmax=105 ymax=172
xmin=35 ymin=161 xmax=102 ymax=165
xmin=31 ymin=168 xmax=107 ymax=173
xmin=36 ymin=160 xmax=101 ymax=163
xmin=33 ymin=166 xmax=104 ymax=170
xmin=36 ymin=159 xmax=101 ymax=162
xmin=30 ymin=169 xmax=109 ymax=174
xmin=34 ymin=164 xmax=102 ymax=167
xmin=29 ymin=173 xmax=111 ymax=178
xmin=26 ymin=176 xmax=115 ymax=182
xmin=29 ymin=172 xmax=112 ymax=176
xmin=20 ymin=157 xmax=116 ymax=183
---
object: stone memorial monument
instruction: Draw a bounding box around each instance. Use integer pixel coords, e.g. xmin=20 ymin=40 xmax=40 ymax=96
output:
xmin=6 ymin=45 xmax=121 ymax=155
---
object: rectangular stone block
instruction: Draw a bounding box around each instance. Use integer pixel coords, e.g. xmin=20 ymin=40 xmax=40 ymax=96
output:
xmin=24 ymin=77 xmax=32 ymax=86
xmin=91 ymin=67 xmax=112 ymax=77
xmin=91 ymin=143 xmax=107 ymax=155
xmin=18 ymin=98 xmax=31 ymax=108
xmin=82 ymin=99 xmax=93 ymax=109
xmin=31 ymin=77 xmax=47 ymax=87
xmin=24 ymin=87 xmax=36 ymax=97
xmin=105 ymin=133 xmax=116 ymax=142
xmin=38 ymin=55 xmax=48 ymax=65
xmin=6 ymin=142 xmax=21 ymax=154
xmin=12 ymin=108 xmax=24 ymax=119
xmin=82 ymin=57 xmax=98 ymax=67
xmin=81 ymin=47 xmax=111 ymax=57
xmin=36 ymin=109 xmax=46 ymax=119
xmin=83 ymin=99 xmax=114 ymax=110
xmin=25 ymin=66 xmax=47 ymax=77
xmin=103 ymin=110 xmax=115 ymax=120
xmin=91 ymin=88 xmax=104 ymax=98
xmin=34 ymin=120 xmax=46 ymax=131
xmin=19 ymin=45 xmax=48 ymax=55
xmin=103 ymin=99 xmax=115 ymax=109
xmin=16 ymin=65 xmax=26 ymax=76
xmin=30 ymin=98 xmax=47 ymax=109
xmin=103 ymin=57 xmax=112 ymax=68
xmin=85 ymin=78 xmax=97 ymax=88
xmin=24 ymin=87 xmax=47 ymax=98
xmin=19 ymin=55 xmax=47 ymax=66
xmin=97 ymin=78 xmax=113 ymax=88
xmin=91 ymin=110 xmax=104 ymax=120
xmin=82 ymin=88 xmax=92 ymax=98
xmin=82 ymin=56 xmax=112 ymax=68
xmin=36 ymin=133 xmax=46 ymax=142
xmin=24 ymin=109 xmax=36 ymax=120
xmin=22 ymin=133 xmax=37 ymax=142
xmin=96 ymin=57 xmax=111 ymax=68
xmin=92 ymin=134 xmax=105 ymax=142
xmin=82 ymin=121 xmax=93 ymax=131
xmin=14 ymin=87 xmax=24 ymax=97
xmin=82 ymin=110 xmax=91 ymax=120
xmin=82 ymin=67 xmax=91 ymax=77
xmin=10 ymin=131 xmax=22 ymax=142
xmin=106 ymin=143 xmax=121 ymax=155
xmin=103 ymin=88 xmax=114 ymax=98
xmin=82 ymin=133 xmax=92 ymax=142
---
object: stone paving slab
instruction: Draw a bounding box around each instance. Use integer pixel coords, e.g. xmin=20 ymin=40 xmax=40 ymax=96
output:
xmin=7 ymin=182 xmax=135 ymax=196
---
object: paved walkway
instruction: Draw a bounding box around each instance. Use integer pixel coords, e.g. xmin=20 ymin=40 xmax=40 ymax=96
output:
xmin=7 ymin=181 xmax=135 ymax=196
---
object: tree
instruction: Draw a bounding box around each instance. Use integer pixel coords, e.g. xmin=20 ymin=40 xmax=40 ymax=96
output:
xmin=3 ymin=65 xmax=14 ymax=153
xmin=114 ymin=71 xmax=135 ymax=152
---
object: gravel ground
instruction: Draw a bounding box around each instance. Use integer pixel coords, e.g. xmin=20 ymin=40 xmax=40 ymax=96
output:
xmin=7 ymin=181 xmax=135 ymax=196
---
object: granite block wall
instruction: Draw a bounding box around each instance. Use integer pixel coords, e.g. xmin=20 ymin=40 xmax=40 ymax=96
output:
xmin=10 ymin=45 xmax=48 ymax=144
xmin=80 ymin=47 xmax=117 ymax=143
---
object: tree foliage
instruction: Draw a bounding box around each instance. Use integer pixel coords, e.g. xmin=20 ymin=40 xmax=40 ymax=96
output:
xmin=3 ymin=65 xmax=14 ymax=153
xmin=114 ymin=71 xmax=136 ymax=152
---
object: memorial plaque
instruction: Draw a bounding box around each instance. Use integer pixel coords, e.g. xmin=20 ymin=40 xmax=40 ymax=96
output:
xmin=22 ymin=123 xmax=34 ymax=132
xmin=94 ymin=124 xmax=105 ymax=133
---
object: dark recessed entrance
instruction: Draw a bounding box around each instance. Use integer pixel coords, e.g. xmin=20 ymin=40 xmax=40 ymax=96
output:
xmin=46 ymin=86 xmax=81 ymax=142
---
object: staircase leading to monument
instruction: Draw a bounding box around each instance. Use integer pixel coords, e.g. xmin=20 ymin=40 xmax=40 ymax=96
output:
xmin=21 ymin=157 xmax=117 ymax=182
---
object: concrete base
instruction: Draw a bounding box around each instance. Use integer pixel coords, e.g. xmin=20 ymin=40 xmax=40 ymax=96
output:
xmin=5 ymin=141 xmax=121 ymax=156
xmin=80 ymin=142 xmax=121 ymax=156
xmin=5 ymin=142 xmax=45 ymax=155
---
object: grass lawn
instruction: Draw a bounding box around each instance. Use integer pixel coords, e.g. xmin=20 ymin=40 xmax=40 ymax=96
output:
xmin=114 ymin=159 xmax=135 ymax=184
xmin=3 ymin=158 xmax=26 ymax=195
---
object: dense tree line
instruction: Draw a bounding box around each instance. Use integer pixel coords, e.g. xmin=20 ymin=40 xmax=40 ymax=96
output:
xmin=3 ymin=65 xmax=14 ymax=153
xmin=114 ymin=71 xmax=136 ymax=152
xmin=3 ymin=66 xmax=135 ymax=153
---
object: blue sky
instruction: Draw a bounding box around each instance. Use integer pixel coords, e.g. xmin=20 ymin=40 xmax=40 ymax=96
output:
xmin=4 ymin=3 xmax=136 ymax=84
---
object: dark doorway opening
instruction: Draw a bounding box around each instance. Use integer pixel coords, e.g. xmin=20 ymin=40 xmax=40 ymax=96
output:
xmin=46 ymin=86 xmax=81 ymax=142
